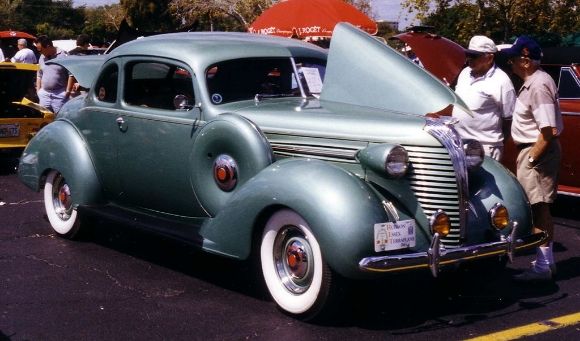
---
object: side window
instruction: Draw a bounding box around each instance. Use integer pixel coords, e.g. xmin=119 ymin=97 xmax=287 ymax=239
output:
xmin=558 ymin=67 xmax=580 ymax=99
xmin=94 ymin=64 xmax=118 ymax=103
xmin=124 ymin=61 xmax=195 ymax=111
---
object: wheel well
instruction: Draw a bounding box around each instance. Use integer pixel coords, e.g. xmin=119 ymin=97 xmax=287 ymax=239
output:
xmin=38 ymin=168 xmax=54 ymax=191
xmin=251 ymin=204 xmax=288 ymax=251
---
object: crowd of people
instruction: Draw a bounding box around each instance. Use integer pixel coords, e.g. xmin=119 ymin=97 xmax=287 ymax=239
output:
xmin=1 ymin=34 xmax=94 ymax=112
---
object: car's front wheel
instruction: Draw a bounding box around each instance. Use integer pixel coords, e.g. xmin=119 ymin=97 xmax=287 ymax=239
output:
xmin=44 ymin=170 xmax=82 ymax=239
xmin=260 ymin=209 xmax=338 ymax=320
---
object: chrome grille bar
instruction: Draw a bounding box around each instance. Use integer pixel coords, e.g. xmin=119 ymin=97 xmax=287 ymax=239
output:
xmin=404 ymin=122 xmax=467 ymax=248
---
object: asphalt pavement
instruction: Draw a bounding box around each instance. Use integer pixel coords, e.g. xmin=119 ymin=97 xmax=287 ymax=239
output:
xmin=1 ymin=161 xmax=579 ymax=340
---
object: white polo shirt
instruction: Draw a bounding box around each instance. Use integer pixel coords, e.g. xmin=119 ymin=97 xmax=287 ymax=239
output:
xmin=511 ymin=69 xmax=563 ymax=144
xmin=453 ymin=64 xmax=516 ymax=146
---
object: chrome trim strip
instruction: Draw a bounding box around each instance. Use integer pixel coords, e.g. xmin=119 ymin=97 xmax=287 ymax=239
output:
xmin=424 ymin=117 xmax=469 ymax=241
xmin=359 ymin=228 xmax=546 ymax=275
xmin=270 ymin=143 xmax=358 ymax=161
xmin=557 ymin=190 xmax=580 ymax=197
xmin=560 ymin=111 xmax=580 ymax=116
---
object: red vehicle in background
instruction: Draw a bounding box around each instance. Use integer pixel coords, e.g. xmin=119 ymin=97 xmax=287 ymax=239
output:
xmin=394 ymin=28 xmax=580 ymax=197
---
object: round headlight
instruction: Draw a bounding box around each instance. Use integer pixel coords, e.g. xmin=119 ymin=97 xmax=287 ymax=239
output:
xmin=385 ymin=145 xmax=409 ymax=178
xmin=463 ymin=139 xmax=484 ymax=170
xmin=429 ymin=209 xmax=450 ymax=237
xmin=489 ymin=203 xmax=509 ymax=230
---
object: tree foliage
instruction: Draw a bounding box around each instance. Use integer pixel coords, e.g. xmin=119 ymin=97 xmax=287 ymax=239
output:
xmin=401 ymin=0 xmax=580 ymax=46
xmin=0 ymin=0 xmax=123 ymax=44
xmin=169 ymin=0 xmax=273 ymax=31
xmin=121 ymin=0 xmax=178 ymax=32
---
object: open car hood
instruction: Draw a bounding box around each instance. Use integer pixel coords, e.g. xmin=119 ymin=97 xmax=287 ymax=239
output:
xmin=321 ymin=23 xmax=467 ymax=116
xmin=45 ymin=55 xmax=106 ymax=90
xmin=391 ymin=30 xmax=465 ymax=86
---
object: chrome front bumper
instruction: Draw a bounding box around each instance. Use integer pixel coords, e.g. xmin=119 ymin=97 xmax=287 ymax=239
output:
xmin=359 ymin=222 xmax=547 ymax=277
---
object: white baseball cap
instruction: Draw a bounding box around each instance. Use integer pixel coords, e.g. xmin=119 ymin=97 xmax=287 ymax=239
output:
xmin=465 ymin=35 xmax=498 ymax=55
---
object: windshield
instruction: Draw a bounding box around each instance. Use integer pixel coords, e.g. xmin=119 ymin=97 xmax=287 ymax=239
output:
xmin=206 ymin=57 xmax=326 ymax=105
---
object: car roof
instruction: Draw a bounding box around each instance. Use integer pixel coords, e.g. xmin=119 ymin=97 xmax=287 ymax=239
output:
xmin=109 ymin=32 xmax=327 ymax=71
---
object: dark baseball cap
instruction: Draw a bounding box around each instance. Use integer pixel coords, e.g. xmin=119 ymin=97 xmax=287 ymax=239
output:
xmin=502 ymin=36 xmax=542 ymax=60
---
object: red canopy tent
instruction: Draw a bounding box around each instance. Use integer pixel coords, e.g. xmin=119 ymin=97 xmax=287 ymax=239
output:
xmin=248 ymin=0 xmax=377 ymax=38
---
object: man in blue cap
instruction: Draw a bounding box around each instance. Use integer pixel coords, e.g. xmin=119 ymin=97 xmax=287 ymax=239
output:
xmin=503 ymin=36 xmax=563 ymax=282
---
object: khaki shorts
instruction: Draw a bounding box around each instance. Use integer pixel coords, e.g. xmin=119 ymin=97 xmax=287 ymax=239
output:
xmin=516 ymin=140 xmax=561 ymax=204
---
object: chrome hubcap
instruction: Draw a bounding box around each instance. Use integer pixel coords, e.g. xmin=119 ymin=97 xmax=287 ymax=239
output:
xmin=273 ymin=226 xmax=314 ymax=294
xmin=52 ymin=174 xmax=72 ymax=221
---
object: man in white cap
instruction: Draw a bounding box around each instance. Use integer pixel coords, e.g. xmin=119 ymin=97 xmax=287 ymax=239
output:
xmin=11 ymin=38 xmax=37 ymax=64
xmin=453 ymin=35 xmax=516 ymax=161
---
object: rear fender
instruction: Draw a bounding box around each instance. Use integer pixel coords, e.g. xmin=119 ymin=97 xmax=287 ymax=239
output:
xmin=200 ymin=158 xmax=418 ymax=278
xmin=18 ymin=120 xmax=103 ymax=206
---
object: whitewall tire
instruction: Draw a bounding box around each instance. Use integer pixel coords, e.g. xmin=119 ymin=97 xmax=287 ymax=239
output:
xmin=260 ymin=209 xmax=335 ymax=319
xmin=44 ymin=170 xmax=82 ymax=238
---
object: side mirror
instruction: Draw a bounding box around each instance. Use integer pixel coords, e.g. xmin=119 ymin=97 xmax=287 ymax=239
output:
xmin=174 ymin=94 xmax=194 ymax=110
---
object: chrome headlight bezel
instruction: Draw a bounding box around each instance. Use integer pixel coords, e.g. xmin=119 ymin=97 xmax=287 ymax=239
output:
xmin=357 ymin=144 xmax=409 ymax=179
xmin=429 ymin=209 xmax=450 ymax=237
xmin=489 ymin=202 xmax=510 ymax=230
xmin=463 ymin=139 xmax=484 ymax=170
xmin=385 ymin=145 xmax=409 ymax=178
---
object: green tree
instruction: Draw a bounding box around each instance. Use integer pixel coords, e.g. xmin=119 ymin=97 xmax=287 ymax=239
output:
xmin=401 ymin=0 xmax=580 ymax=45
xmin=121 ymin=0 xmax=178 ymax=32
xmin=1 ymin=0 xmax=84 ymax=39
xmin=169 ymin=0 xmax=273 ymax=31
xmin=83 ymin=4 xmax=125 ymax=44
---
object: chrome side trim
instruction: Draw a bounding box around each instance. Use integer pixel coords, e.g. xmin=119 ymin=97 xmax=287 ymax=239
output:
xmin=270 ymin=142 xmax=358 ymax=162
xmin=424 ymin=117 xmax=469 ymax=242
xmin=557 ymin=190 xmax=580 ymax=197
xmin=560 ymin=111 xmax=580 ymax=116
xmin=359 ymin=223 xmax=546 ymax=276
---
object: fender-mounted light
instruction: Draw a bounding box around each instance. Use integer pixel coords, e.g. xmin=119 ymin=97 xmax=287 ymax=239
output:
xmin=430 ymin=209 xmax=450 ymax=237
xmin=356 ymin=144 xmax=409 ymax=178
xmin=213 ymin=154 xmax=238 ymax=191
xmin=489 ymin=203 xmax=509 ymax=230
xmin=463 ymin=139 xmax=484 ymax=170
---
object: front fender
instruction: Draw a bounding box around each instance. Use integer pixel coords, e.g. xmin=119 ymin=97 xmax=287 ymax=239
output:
xmin=18 ymin=120 xmax=103 ymax=206
xmin=200 ymin=159 xmax=393 ymax=279
xmin=467 ymin=157 xmax=533 ymax=241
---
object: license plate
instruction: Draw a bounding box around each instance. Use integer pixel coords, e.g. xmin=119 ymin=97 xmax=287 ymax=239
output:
xmin=0 ymin=124 xmax=20 ymax=138
xmin=374 ymin=219 xmax=416 ymax=252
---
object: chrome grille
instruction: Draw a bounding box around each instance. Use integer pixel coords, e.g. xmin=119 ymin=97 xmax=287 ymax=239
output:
xmin=404 ymin=145 xmax=462 ymax=248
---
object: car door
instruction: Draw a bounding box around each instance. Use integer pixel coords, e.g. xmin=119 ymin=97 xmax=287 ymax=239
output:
xmin=116 ymin=58 xmax=207 ymax=217
xmin=556 ymin=66 xmax=580 ymax=195
xmin=74 ymin=61 xmax=123 ymax=199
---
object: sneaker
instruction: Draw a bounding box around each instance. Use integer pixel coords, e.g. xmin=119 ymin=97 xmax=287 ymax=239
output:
xmin=531 ymin=260 xmax=557 ymax=276
xmin=513 ymin=266 xmax=552 ymax=282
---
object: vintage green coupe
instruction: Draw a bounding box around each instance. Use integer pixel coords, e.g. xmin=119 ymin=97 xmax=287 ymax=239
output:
xmin=18 ymin=24 xmax=544 ymax=320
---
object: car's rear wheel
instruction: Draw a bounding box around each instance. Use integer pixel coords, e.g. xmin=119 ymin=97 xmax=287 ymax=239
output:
xmin=260 ymin=209 xmax=337 ymax=321
xmin=44 ymin=170 xmax=82 ymax=239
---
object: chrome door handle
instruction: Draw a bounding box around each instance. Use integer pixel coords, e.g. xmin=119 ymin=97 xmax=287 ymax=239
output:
xmin=116 ymin=117 xmax=127 ymax=132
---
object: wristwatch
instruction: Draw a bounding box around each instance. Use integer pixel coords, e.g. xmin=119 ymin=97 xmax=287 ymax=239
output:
xmin=528 ymin=155 xmax=535 ymax=164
